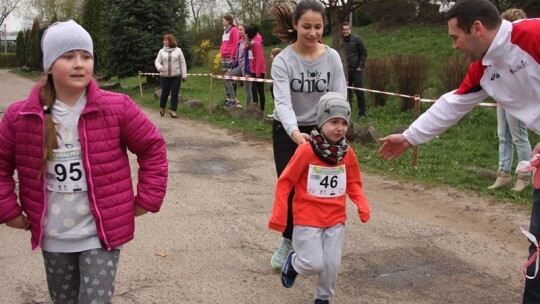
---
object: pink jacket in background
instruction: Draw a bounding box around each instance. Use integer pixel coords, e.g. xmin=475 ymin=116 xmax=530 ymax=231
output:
xmin=249 ymin=39 xmax=267 ymax=78
xmin=220 ymin=25 xmax=239 ymax=61
xmin=0 ymin=80 xmax=168 ymax=251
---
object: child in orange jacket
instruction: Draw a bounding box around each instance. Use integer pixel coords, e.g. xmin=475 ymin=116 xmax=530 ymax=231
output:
xmin=268 ymin=92 xmax=370 ymax=304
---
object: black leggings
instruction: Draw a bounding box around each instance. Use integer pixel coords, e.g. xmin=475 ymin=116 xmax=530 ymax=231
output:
xmin=272 ymin=120 xmax=316 ymax=239
xmin=251 ymin=73 xmax=266 ymax=111
xmin=160 ymin=76 xmax=181 ymax=111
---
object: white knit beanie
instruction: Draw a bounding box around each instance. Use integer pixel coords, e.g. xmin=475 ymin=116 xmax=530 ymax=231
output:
xmin=316 ymin=92 xmax=351 ymax=128
xmin=41 ymin=20 xmax=93 ymax=73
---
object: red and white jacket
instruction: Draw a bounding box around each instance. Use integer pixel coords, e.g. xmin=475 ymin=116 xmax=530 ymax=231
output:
xmin=404 ymin=19 xmax=540 ymax=145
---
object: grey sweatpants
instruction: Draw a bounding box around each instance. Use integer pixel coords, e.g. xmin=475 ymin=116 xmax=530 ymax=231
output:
xmin=225 ymin=67 xmax=252 ymax=106
xmin=291 ymin=224 xmax=345 ymax=301
xmin=42 ymin=249 xmax=120 ymax=304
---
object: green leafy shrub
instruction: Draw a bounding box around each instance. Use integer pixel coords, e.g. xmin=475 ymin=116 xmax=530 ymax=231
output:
xmin=195 ymin=39 xmax=213 ymax=66
xmin=0 ymin=54 xmax=18 ymax=67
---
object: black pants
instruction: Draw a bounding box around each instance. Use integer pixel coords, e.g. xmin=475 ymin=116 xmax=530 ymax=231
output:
xmin=251 ymin=73 xmax=266 ymax=111
xmin=160 ymin=76 xmax=181 ymax=111
xmin=272 ymin=120 xmax=316 ymax=239
xmin=523 ymin=188 xmax=540 ymax=303
xmin=347 ymin=70 xmax=366 ymax=116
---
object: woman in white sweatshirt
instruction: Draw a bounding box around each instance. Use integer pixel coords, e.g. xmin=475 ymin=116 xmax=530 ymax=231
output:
xmin=155 ymin=34 xmax=187 ymax=118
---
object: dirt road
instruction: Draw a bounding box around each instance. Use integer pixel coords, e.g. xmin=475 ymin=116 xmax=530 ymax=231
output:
xmin=0 ymin=69 xmax=532 ymax=303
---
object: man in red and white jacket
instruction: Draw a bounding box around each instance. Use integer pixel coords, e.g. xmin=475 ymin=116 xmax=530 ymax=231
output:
xmin=377 ymin=0 xmax=540 ymax=302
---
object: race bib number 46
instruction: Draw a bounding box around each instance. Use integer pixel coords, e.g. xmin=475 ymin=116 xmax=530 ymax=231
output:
xmin=46 ymin=148 xmax=88 ymax=193
xmin=307 ymin=164 xmax=346 ymax=198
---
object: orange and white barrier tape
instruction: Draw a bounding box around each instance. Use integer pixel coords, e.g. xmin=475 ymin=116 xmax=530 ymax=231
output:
xmin=348 ymin=86 xmax=498 ymax=108
xmin=138 ymin=71 xmax=499 ymax=108
xmin=138 ymin=71 xmax=272 ymax=83
xmin=212 ymin=74 xmax=274 ymax=83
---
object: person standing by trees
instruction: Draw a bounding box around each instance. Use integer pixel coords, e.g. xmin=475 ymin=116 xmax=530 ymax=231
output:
xmin=487 ymin=8 xmax=532 ymax=191
xmin=155 ymin=34 xmax=187 ymax=118
xmin=376 ymin=1 xmax=540 ymax=302
xmin=268 ymin=0 xmax=347 ymax=271
xmin=220 ymin=14 xmax=239 ymax=106
xmin=341 ymin=22 xmax=368 ymax=119
xmin=245 ymin=25 xmax=267 ymax=112
xmin=224 ymin=24 xmax=251 ymax=108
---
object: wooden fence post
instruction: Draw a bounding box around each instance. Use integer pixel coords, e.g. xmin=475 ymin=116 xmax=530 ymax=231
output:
xmin=138 ymin=71 xmax=143 ymax=103
xmin=209 ymin=74 xmax=214 ymax=115
xmin=412 ymin=94 xmax=421 ymax=168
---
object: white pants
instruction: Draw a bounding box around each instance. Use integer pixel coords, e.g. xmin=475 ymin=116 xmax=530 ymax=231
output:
xmin=292 ymin=223 xmax=345 ymax=301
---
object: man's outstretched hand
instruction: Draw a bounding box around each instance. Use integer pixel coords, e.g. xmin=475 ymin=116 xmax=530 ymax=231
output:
xmin=378 ymin=134 xmax=412 ymax=160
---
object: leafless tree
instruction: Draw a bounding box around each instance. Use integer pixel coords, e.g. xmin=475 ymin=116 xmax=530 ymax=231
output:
xmin=189 ymin=0 xmax=205 ymax=32
xmin=17 ymin=0 xmax=83 ymax=26
xmin=0 ymin=0 xmax=22 ymax=28
xmin=317 ymin=0 xmax=378 ymax=71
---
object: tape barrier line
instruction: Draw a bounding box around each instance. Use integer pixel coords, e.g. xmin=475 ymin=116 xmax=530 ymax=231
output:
xmin=138 ymin=71 xmax=272 ymax=83
xmin=138 ymin=71 xmax=498 ymax=108
xmin=348 ymin=85 xmax=498 ymax=108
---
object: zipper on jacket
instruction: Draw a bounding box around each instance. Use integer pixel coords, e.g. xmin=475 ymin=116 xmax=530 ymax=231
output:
xmin=80 ymin=115 xmax=111 ymax=251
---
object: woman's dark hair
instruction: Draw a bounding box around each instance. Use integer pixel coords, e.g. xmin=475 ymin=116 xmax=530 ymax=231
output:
xmin=269 ymin=0 xmax=325 ymax=43
xmin=245 ymin=25 xmax=259 ymax=40
xmin=163 ymin=34 xmax=178 ymax=48
xmin=445 ymin=0 xmax=501 ymax=33
xmin=223 ymin=14 xmax=235 ymax=26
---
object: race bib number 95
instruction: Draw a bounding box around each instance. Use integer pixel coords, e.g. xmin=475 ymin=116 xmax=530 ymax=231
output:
xmin=46 ymin=148 xmax=88 ymax=193
xmin=307 ymin=164 xmax=346 ymax=198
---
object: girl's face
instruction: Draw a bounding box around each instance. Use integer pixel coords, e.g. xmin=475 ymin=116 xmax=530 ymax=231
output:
xmin=50 ymin=50 xmax=93 ymax=101
xmin=321 ymin=118 xmax=348 ymax=144
xmin=238 ymin=25 xmax=245 ymax=38
xmin=293 ymin=10 xmax=324 ymax=49
xmin=222 ymin=18 xmax=229 ymax=27
xmin=163 ymin=38 xmax=170 ymax=47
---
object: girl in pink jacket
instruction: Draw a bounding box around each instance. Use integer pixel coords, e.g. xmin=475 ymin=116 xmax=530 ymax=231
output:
xmin=245 ymin=26 xmax=267 ymax=112
xmin=0 ymin=20 xmax=167 ymax=303
xmin=220 ymin=14 xmax=239 ymax=103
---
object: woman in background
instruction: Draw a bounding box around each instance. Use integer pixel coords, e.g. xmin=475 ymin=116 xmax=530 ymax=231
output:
xmin=155 ymin=34 xmax=187 ymax=118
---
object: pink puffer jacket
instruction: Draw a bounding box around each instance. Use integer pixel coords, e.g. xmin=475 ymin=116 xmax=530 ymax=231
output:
xmin=0 ymin=80 xmax=168 ymax=251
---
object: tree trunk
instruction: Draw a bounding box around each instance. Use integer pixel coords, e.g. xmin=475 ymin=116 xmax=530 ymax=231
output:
xmin=328 ymin=5 xmax=348 ymax=73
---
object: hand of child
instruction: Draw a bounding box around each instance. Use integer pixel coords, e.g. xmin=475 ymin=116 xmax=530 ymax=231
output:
xmin=6 ymin=214 xmax=31 ymax=230
xmin=134 ymin=205 xmax=149 ymax=217
xmin=358 ymin=209 xmax=370 ymax=223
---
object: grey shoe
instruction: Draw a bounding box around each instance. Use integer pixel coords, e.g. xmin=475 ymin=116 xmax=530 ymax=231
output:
xmin=488 ymin=171 xmax=512 ymax=190
xmin=271 ymin=238 xmax=292 ymax=271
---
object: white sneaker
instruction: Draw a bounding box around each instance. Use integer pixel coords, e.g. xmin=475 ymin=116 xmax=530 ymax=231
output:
xmin=271 ymin=238 xmax=293 ymax=271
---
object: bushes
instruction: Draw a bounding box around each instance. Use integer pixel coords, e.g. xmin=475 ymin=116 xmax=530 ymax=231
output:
xmin=0 ymin=54 xmax=18 ymax=68
xmin=365 ymin=57 xmax=392 ymax=107
xmin=207 ymin=50 xmax=222 ymax=74
xmin=438 ymin=55 xmax=469 ymax=93
xmin=194 ymin=39 xmax=213 ymax=66
xmin=391 ymin=54 xmax=430 ymax=111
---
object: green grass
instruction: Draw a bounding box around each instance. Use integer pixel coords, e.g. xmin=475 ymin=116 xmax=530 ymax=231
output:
xmin=11 ymin=22 xmax=537 ymax=209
